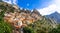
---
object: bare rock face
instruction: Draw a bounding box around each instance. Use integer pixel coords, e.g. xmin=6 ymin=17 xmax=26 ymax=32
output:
xmin=32 ymin=9 xmax=41 ymax=16
xmin=0 ymin=2 xmax=57 ymax=29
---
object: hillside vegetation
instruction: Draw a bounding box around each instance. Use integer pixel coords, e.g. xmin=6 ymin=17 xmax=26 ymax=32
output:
xmin=0 ymin=2 xmax=60 ymax=33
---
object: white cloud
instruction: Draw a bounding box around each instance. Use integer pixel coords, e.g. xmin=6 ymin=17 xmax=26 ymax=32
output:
xmin=37 ymin=0 xmax=60 ymax=16
xmin=38 ymin=4 xmax=57 ymax=16
xmin=13 ymin=0 xmax=17 ymax=4
xmin=2 ymin=0 xmax=12 ymax=4
xmin=2 ymin=0 xmax=17 ymax=4
xmin=54 ymin=0 xmax=60 ymax=13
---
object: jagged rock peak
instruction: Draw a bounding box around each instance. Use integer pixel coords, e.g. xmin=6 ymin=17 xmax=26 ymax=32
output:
xmin=32 ymin=9 xmax=41 ymax=16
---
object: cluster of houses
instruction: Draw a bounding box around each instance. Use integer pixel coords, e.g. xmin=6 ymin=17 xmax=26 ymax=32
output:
xmin=4 ymin=5 xmax=42 ymax=28
xmin=4 ymin=11 xmax=41 ymax=27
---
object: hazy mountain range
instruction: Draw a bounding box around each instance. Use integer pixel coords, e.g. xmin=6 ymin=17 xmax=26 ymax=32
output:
xmin=45 ymin=12 xmax=60 ymax=23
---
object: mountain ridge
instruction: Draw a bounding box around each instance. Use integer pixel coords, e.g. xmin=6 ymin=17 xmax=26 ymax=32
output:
xmin=45 ymin=11 xmax=60 ymax=23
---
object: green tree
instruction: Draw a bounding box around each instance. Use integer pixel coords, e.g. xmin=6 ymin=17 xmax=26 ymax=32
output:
xmin=27 ymin=17 xmax=53 ymax=33
xmin=0 ymin=4 xmax=13 ymax=33
xmin=49 ymin=24 xmax=60 ymax=33
xmin=23 ymin=27 xmax=35 ymax=33
xmin=0 ymin=20 xmax=12 ymax=33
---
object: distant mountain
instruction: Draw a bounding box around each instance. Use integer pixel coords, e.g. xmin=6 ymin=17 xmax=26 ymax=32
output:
xmin=45 ymin=12 xmax=60 ymax=23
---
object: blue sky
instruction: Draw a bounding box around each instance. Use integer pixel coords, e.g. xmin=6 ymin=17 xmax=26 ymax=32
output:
xmin=17 ymin=0 xmax=52 ymax=10
xmin=2 ymin=0 xmax=60 ymax=16
xmin=2 ymin=0 xmax=52 ymax=10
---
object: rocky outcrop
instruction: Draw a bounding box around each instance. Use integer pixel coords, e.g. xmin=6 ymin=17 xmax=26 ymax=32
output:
xmin=0 ymin=2 xmax=57 ymax=29
xmin=0 ymin=2 xmax=42 ymax=26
